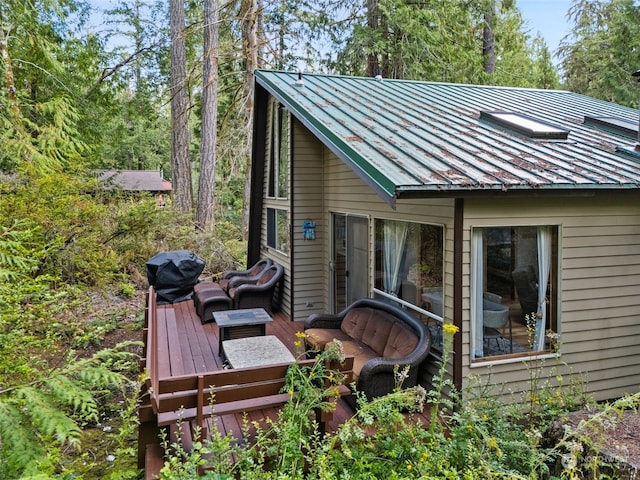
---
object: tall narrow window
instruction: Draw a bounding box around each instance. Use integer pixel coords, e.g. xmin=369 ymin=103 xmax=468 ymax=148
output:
xmin=471 ymin=226 xmax=558 ymax=361
xmin=267 ymin=207 xmax=289 ymax=255
xmin=268 ymin=101 xmax=289 ymax=199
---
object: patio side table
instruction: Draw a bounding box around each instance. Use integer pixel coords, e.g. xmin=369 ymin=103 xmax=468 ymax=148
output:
xmin=213 ymin=307 xmax=273 ymax=355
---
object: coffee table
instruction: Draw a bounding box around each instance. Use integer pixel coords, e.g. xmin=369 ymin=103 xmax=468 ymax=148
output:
xmin=222 ymin=335 xmax=295 ymax=369
xmin=213 ymin=308 xmax=273 ymax=354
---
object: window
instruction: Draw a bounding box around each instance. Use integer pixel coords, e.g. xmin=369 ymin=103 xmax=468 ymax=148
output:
xmin=268 ymin=101 xmax=289 ymax=199
xmin=480 ymin=111 xmax=569 ymax=140
xmin=373 ymin=219 xmax=444 ymax=346
xmin=584 ymin=115 xmax=638 ymax=138
xmin=267 ymin=208 xmax=289 ymax=255
xmin=471 ymin=226 xmax=558 ymax=361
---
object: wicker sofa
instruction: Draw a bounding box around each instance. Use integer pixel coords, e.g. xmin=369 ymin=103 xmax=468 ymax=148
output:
xmin=304 ymin=298 xmax=431 ymax=405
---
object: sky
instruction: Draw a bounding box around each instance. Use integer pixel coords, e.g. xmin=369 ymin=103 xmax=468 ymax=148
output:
xmin=87 ymin=0 xmax=576 ymax=62
xmin=517 ymin=0 xmax=574 ymax=57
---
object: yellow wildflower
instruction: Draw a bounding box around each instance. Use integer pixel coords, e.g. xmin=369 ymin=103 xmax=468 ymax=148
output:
xmin=294 ymin=340 xmax=302 ymax=347
xmin=442 ymin=323 xmax=459 ymax=335
xmin=295 ymin=331 xmax=307 ymax=339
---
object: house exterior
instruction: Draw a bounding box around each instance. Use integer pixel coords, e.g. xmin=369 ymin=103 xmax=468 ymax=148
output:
xmin=96 ymin=170 xmax=172 ymax=193
xmin=247 ymin=70 xmax=640 ymax=402
xmin=95 ymin=170 xmax=171 ymax=206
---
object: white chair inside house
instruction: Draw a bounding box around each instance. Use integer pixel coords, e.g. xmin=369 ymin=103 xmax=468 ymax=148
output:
xmin=482 ymin=292 xmax=512 ymax=353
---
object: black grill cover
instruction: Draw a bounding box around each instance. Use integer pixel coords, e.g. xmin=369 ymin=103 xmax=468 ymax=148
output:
xmin=146 ymin=250 xmax=205 ymax=304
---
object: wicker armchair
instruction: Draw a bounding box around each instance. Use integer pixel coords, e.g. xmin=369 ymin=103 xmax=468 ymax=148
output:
xmin=304 ymin=298 xmax=431 ymax=405
xmin=218 ymin=258 xmax=273 ymax=292
xmin=227 ymin=263 xmax=284 ymax=314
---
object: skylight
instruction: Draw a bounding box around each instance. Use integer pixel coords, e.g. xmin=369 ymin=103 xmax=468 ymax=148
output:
xmin=584 ymin=115 xmax=639 ymax=138
xmin=480 ymin=111 xmax=570 ymax=140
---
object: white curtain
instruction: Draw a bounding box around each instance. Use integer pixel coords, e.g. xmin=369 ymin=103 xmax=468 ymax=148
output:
xmin=383 ymin=221 xmax=408 ymax=296
xmin=535 ymin=227 xmax=552 ymax=351
xmin=471 ymin=228 xmax=485 ymax=359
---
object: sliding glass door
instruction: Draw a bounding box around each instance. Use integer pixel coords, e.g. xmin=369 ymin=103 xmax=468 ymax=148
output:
xmin=331 ymin=214 xmax=369 ymax=313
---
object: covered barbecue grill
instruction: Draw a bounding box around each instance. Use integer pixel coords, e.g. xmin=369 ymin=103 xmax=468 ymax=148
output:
xmin=146 ymin=250 xmax=205 ymax=304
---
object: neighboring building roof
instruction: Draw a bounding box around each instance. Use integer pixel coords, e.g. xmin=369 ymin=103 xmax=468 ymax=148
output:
xmin=96 ymin=170 xmax=172 ymax=192
xmin=255 ymin=70 xmax=640 ymax=205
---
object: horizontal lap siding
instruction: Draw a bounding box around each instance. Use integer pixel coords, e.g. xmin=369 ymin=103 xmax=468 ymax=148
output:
xmin=289 ymin=120 xmax=455 ymax=344
xmin=291 ymin=120 xmax=327 ymax=321
xmin=463 ymin=195 xmax=640 ymax=402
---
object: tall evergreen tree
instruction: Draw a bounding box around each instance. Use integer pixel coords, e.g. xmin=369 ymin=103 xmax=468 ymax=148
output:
xmin=559 ymin=0 xmax=640 ymax=106
xmin=94 ymin=0 xmax=171 ymax=172
xmin=240 ymin=0 xmax=261 ymax=239
xmin=170 ymin=0 xmax=194 ymax=212
xmin=198 ymin=0 xmax=219 ymax=229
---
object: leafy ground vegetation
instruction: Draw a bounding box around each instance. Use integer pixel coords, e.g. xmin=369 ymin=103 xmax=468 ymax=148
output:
xmin=157 ymin=326 xmax=640 ymax=480
xmin=0 ymin=167 xmax=244 ymax=480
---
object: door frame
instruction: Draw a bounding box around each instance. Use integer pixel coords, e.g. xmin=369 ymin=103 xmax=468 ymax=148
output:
xmin=330 ymin=212 xmax=370 ymax=313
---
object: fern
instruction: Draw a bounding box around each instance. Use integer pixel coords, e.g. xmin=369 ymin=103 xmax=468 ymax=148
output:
xmin=42 ymin=373 xmax=100 ymax=423
xmin=0 ymin=400 xmax=45 ymax=476
xmin=0 ymin=342 xmax=140 ymax=477
xmin=0 ymin=221 xmax=41 ymax=282
xmin=14 ymin=386 xmax=83 ymax=446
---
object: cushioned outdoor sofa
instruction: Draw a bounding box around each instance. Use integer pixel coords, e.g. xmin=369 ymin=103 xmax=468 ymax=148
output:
xmin=304 ymin=298 xmax=431 ymax=406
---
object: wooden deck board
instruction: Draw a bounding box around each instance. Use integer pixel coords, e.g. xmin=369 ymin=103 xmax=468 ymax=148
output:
xmin=178 ymin=300 xmax=213 ymax=372
xmin=148 ymin=299 xmax=429 ymax=455
xmin=155 ymin=308 xmax=174 ymax=377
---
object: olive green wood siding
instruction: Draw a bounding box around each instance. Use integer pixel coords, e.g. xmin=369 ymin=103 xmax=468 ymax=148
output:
xmin=461 ymin=195 xmax=640 ymax=403
xmin=290 ymin=118 xmax=328 ymax=319
xmin=281 ymin=119 xmax=457 ymax=324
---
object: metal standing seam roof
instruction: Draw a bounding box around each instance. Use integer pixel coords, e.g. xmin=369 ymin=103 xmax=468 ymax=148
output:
xmin=255 ymin=70 xmax=640 ymax=203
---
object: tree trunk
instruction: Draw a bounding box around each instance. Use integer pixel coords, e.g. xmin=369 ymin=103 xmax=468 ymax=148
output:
xmin=170 ymin=0 xmax=193 ymax=212
xmin=197 ymin=0 xmax=219 ymax=229
xmin=0 ymin=25 xmax=25 ymax=134
xmin=483 ymin=0 xmax=496 ymax=74
xmin=240 ymin=0 xmax=260 ymax=240
xmin=366 ymin=0 xmax=379 ymax=77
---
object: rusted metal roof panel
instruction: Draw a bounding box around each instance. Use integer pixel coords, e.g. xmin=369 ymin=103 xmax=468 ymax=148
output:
xmin=255 ymin=70 xmax=640 ymax=202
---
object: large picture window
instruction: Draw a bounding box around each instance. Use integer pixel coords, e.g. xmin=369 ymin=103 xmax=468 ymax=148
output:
xmin=471 ymin=226 xmax=558 ymax=361
xmin=373 ymin=219 xmax=444 ymax=309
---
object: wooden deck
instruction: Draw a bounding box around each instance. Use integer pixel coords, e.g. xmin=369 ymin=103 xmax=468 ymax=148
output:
xmin=139 ymin=293 xmax=430 ymax=478
xmin=138 ymin=295 xmax=352 ymax=476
